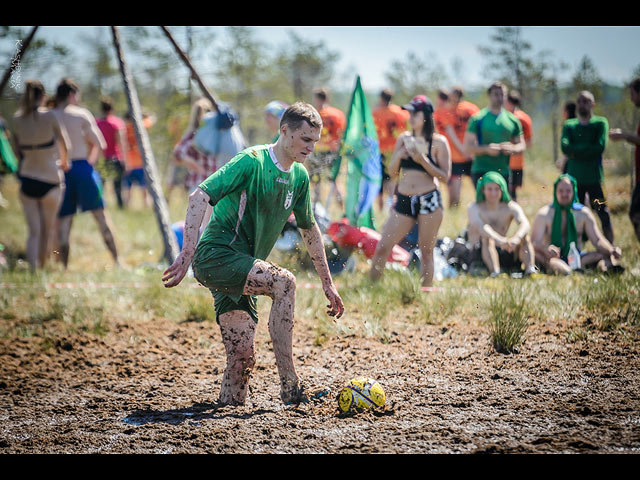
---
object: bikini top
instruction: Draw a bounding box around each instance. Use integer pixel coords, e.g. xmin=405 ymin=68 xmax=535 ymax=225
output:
xmin=19 ymin=139 xmax=55 ymax=151
xmin=400 ymin=138 xmax=435 ymax=172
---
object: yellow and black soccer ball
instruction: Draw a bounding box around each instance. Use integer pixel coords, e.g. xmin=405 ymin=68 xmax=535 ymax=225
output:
xmin=337 ymin=377 xmax=386 ymax=413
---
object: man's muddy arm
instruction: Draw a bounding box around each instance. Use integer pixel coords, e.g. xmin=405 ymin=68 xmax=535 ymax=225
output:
xmin=300 ymin=223 xmax=344 ymax=319
xmin=162 ymin=187 xmax=210 ymax=287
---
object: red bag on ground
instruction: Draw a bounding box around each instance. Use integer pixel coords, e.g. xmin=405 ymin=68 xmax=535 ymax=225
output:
xmin=327 ymin=218 xmax=410 ymax=266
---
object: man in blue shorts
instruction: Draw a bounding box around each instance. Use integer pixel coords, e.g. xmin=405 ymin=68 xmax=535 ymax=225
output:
xmin=162 ymin=102 xmax=344 ymax=406
xmin=54 ymin=78 xmax=121 ymax=268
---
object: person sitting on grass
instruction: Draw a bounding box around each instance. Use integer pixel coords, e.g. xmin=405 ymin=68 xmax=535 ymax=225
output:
xmin=531 ymin=174 xmax=623 ymax=275
xmin=467 ymin=171 xmax=537 ymax=277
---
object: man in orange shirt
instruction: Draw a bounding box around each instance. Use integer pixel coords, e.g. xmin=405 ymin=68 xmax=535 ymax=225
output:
xmin=442 ymin=86 xmax=479 ymax=207
xmin=123 ymin=111 xmax=156 ymax=208
xmin=433 ymin=88 xmax=452 ymax=133
xmin=310 ymin=87 xmax=346 ymax=207
xmin=506 ymin=90 xmax=533 ymax=200
xmin=372 ymin=88 xmax=409 ymax=210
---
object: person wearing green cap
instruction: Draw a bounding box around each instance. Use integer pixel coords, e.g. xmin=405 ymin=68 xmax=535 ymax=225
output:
xmin=531 ymin=174 xmax=622 ymax=275
xmin=467 ymin=171 xmax=536 ymax=276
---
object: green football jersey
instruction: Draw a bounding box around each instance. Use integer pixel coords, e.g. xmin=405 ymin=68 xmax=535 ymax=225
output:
xmin=467 ymin=107 xmax=523 ymax=176
xmin=195 ymin=144 xmax=315 ymax=263
xmin=561 ymin=116 xmax=608 ymax=185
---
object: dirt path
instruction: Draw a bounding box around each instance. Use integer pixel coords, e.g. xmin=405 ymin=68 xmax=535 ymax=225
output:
xmin=2 ymin=313 xmax=639 ymax=453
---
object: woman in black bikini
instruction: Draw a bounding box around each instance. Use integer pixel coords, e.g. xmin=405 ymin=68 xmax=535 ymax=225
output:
xmin=370 ymin=95 xmax=451 ymax=287
xmin=12 ymin=80 xmax=70 ymax=270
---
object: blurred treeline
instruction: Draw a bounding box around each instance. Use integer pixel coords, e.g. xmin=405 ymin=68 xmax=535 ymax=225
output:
xmin=1 ymin=26 xmax=639 ymax=180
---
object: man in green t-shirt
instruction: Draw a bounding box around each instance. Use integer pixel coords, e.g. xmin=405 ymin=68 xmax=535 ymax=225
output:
xmin=163 ymin=102 xmax=344 ymax=407
xmin=561 ymin=91 xmax=614 ymax=243
xmin=464 ymin=81 xmax=525 ymax=189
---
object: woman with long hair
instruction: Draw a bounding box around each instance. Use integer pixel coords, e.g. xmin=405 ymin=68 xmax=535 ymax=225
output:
xmin=369 ymin=95 xmax=451 ymax=287
xmin=173 ymin=96 xmax=216 ymax=195
xmin=12 ymin=80 xmax=70 ymax=270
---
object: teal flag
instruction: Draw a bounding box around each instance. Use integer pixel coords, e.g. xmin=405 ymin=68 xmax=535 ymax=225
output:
xmin=339 ymin=76 xmax=382 ymax=229
xmin=0 ymin=124 xmax=18 ymax=174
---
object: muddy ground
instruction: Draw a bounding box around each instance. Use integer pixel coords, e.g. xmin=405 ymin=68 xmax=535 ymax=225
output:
xmin=2 ymin=307 xmax=640 ymax=454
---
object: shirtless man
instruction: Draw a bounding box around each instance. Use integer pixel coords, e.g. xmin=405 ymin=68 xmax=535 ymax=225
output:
xmin=53 ymin=78 xmax=120 ymax=268
xmin=467 ymin=171 xmax=536 ymax=276
xmin=531 ymin=174 xmax=622 ymax=275
xmin=162 ymin=102 xmax=344 ymax=406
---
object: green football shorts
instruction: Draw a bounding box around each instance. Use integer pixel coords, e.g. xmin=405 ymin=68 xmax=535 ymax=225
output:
xmin=192 ymin=245 xmax=259 ymax=324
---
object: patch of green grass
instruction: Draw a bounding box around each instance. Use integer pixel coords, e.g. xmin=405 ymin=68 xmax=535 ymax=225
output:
xmin=487 ymin=284 xmax=531 ymax=354
xmin=567 ymin=326 xmax=590 ymax=343
xmin=1 ymin=154 xmax=639 ymax=349
xmin=181 ymin=296 xmax=217 ymax=324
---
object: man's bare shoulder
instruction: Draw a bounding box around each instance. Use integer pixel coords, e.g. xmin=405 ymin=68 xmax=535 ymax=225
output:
xmin=506 ymin=199 xmax=524 ymax=211
xmin=57 ymin=104 xmax=93 ymax=121
xmin=534 ymin=203 xmax=553 ymax=219
xmin=574 ymin=205 xmax=597 ymax=223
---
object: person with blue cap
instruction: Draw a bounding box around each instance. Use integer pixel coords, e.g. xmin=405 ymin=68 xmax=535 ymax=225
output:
xmin=265 ymin=100 xmax=289 ymax=143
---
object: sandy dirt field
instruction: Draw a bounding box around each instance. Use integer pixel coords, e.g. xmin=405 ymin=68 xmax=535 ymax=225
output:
xmin=2 ymin=301 xmax=640 ymax=455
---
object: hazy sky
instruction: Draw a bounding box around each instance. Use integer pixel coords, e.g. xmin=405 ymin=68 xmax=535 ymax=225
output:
xmin=22 ymin=26 xmax=640 ymax=92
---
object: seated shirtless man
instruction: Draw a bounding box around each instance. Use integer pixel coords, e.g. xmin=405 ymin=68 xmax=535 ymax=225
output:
xmin=531 ymin=174 xmax=622 ymax=275
xmin=467 ymin=171 xmax=537 ymax=276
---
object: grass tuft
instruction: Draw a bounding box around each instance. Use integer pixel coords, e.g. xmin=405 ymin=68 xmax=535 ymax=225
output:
xmin=487 ymin=285 xmax=530 ymax=354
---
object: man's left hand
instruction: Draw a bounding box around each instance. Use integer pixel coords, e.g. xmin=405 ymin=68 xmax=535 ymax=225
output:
xmin=323 ymin=283 xmax=344 ymax=319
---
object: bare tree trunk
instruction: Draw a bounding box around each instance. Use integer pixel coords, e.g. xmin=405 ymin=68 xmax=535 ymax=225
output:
xmin=550 ymin=79 xmax=560 ymax=166
xmin=160 ymin=26 xmax=220 ymax=113
xmin=111 ymin=26 xmax=179 ymax=265
xmin=186 ymin=26 xmax=193 ymax=105
xmin=0 ymin=26 xmax=39 ymax=98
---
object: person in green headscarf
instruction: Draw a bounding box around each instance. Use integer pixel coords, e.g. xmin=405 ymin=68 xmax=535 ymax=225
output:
xmin=531 ymin=174 xmax=623 ymax=275
xmin=467 ymin=171 xmax=537 ymax=276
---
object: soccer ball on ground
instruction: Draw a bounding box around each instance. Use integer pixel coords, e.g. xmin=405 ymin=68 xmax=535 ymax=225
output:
xmin=337 ymin=377 xmax=386 ymax=413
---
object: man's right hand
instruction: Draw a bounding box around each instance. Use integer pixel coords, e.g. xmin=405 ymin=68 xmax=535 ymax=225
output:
xmin=486 ymin=143 xmax=502 ymax=157
xmin=162 ymin=251 xmax=193 ymax=288
xmin=609 ymin=128 xmax=625 ymax=141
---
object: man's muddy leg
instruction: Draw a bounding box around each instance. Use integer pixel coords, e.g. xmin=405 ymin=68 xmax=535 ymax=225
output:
xmin=244 ymin=260 xmax=299 ymax=403
xmin=218 ymin=310 xmax=257 ymax=405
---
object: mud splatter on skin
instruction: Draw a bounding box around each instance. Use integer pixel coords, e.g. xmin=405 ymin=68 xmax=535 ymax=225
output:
xmin=215 ymin=260 xmax=300 ymax=405
xmin=164 ymin=190 xmax=212 ymax=287
xmin=219 ymin=313 xmax=257 ymax=406
xmin=300 ymin=225 xmax=344 ymax=318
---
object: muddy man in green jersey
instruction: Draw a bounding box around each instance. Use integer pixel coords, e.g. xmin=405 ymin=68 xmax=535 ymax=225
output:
xmin=162 ymin=102 xmax=344 ymax=406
